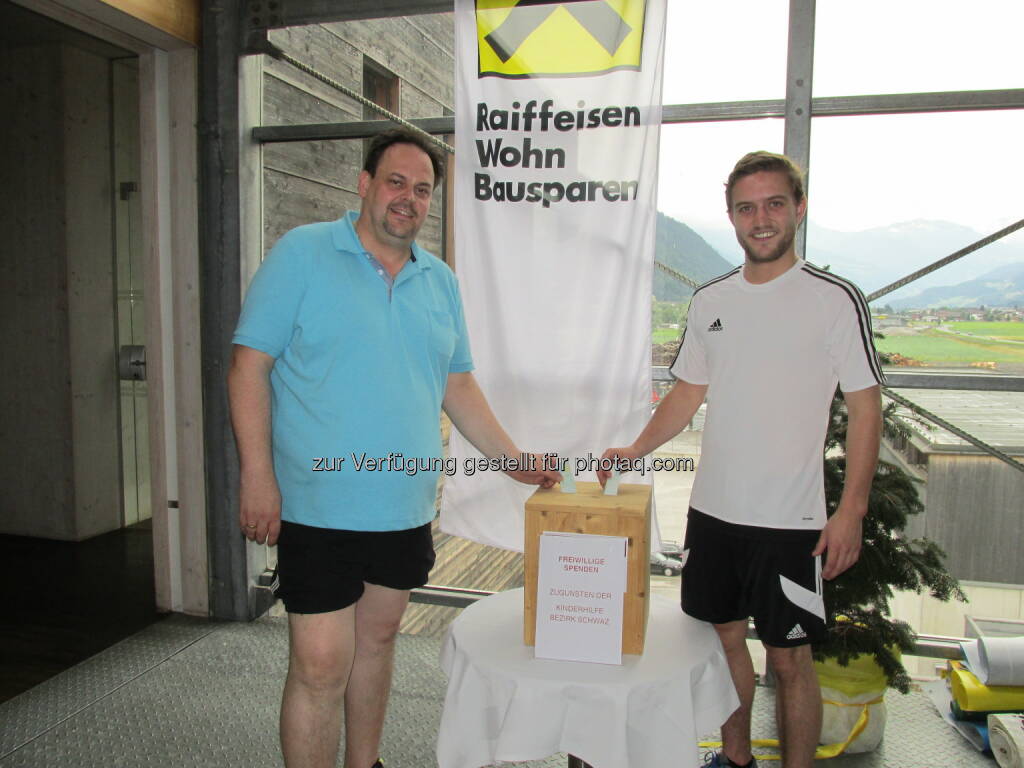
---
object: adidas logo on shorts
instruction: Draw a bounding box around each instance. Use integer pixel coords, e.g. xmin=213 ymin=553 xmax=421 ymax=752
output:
xmin=708 ymin=318 xmax=724 ymax=332
xmin=786 ymin=623 xmax=807 ymax=640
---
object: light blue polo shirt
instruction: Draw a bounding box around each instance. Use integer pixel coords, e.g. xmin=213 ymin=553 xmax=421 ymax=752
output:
xmin=233 ymin=211 xmax=473 ymax=531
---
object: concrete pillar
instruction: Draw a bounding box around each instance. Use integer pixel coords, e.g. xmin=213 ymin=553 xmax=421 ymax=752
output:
xmin=0 ymin=42 xmax=121 ymax=540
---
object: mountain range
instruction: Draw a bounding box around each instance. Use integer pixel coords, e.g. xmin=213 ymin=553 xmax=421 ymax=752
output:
xmin=653 ymin=212 xmax=732 ymax=301
xmin=656 ymin=215 xmax=1024 ymax=309
xmin=887 ymin=262 xmax=1024 ymax=310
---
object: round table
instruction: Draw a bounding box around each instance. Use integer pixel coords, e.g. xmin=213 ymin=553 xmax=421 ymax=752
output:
xmin=436 ymin=588 xmax=739 ymax=768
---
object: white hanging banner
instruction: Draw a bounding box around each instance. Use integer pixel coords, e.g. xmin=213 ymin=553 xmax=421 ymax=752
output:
xmin=443 ymin=0 xmax=666 ymax=550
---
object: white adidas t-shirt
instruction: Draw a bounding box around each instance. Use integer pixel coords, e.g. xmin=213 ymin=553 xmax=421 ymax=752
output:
xmin=670 ymin=259 xmax=883 ymax=530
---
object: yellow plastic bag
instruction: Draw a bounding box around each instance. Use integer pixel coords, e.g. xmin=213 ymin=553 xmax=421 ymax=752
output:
xmin=814 ymin=654 xmax=889 ymax=754
xmin=699 ymin=654 xmax=892 ymax=760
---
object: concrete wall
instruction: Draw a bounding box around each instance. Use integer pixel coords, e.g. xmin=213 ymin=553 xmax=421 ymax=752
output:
xmin=0 ymin=43 xmax=74 ymax=537
xmin=262 ymin=13 xmax=454 ymax=255
xmin=62 ymin=44 xmax=122 ymax=539
xmin=0 ymin=42 xmax=121 ymax=540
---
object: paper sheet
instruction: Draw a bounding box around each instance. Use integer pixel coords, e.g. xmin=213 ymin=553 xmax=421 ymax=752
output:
xmin=535 ymin=532 xmax=627 ymax=665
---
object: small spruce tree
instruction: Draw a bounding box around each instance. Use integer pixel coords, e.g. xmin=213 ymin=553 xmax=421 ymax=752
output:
xmin=812 ymin=385 xmax=967 ymax=693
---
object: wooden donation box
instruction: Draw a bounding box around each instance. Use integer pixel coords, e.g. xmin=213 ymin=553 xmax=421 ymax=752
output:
xmin=524 ymin=481 xmax=653 ymax=654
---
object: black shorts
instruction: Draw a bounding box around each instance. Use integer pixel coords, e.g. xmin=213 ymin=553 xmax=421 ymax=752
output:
xmin=680 ymin=508 xmax=826 ymax=647
xmin=275 ymin=520 xmax=436 ymax=614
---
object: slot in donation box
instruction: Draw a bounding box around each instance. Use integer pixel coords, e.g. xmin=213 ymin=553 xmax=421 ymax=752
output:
xmin=524 ymin=481 xmax=652 ymax=655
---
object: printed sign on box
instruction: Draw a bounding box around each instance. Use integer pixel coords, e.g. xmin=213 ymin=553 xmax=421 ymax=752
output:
xmin=535 ymin=532 xmax=627 ymax=665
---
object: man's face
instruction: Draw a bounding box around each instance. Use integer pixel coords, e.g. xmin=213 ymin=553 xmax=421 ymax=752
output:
xmin=727 ymin=170 xmax=806 ymax=265
xmin=358 ymin=142 xmax=435 ymax=248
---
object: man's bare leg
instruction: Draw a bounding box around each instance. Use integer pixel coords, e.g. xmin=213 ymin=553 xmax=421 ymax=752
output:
xmin=714 ymin=620 xmax=756 ymax=766
xmin=281 ymin=606 xmax=356 ymax=768
xmin=764 ymin=643 xmax=821 ymax=768
xmin=343 ymin=583 xmax=411 ymax=768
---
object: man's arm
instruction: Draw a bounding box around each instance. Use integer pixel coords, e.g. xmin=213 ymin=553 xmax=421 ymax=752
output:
xmin=814 ymin=384 xmax=882 ymax=579
xmin=597 ymin=379 xmax=708 ymax=486
xmin=227 ymin=344 xmax=282 ymax=546
xmin=442 ymin=372 xmax=560 ymax=487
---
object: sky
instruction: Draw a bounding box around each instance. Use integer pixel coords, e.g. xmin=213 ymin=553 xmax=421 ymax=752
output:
xmin=656 ymin=0 xmax=1024 ymax=238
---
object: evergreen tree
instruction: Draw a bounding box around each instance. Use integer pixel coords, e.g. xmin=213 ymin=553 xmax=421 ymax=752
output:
xmin=812 ymin=383 xmax=966 ymax=693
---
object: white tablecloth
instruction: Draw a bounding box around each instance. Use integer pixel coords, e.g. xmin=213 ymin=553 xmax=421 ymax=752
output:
xmin=437 ymin=588 xmax=739 ymax=768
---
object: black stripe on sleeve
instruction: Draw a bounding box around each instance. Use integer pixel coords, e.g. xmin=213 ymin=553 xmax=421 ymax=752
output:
xmin=800 ymin=263 xmax=885 ymax=385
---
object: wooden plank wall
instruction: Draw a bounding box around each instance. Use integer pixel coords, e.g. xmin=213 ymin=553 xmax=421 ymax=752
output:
xmin=401 ymin=415 xmax=526 ymax=638
xmin=263 ymin=13 xmax=454 ymax=256
xmin=925 ymin=453 xmax=1024 ymax=584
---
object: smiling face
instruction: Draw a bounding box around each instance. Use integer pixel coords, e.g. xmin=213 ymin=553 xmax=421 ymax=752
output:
xmin=356 ymin=142 xmax=435 ymax=253
xmin=727 ymin=169 xmax=807 ymax=268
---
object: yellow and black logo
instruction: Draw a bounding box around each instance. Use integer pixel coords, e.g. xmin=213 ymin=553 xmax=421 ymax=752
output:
xmin=477 ymin=0 xmax=646 ymax=79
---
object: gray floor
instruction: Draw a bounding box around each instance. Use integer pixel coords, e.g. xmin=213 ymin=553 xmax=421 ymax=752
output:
xmin=0 ymin=614 xmax=991 ymax=767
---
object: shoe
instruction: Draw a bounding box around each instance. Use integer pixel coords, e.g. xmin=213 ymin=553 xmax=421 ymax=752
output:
xmin=703 ymin=752 xmax=757 ymax=768
xmin=370 ymin=760 xmax=383 ymax=768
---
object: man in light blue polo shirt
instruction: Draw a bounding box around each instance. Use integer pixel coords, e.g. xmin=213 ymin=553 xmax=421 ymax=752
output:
xmin=228 ymin=128 xmax=559 ymax=768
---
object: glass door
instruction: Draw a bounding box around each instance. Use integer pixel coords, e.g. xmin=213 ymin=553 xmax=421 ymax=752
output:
xmin=112 ymin=57 xmax=150 ymax=526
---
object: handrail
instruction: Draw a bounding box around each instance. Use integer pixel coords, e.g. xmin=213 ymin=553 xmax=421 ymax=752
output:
xmin=409 ymin=585 xmax=968 ymax=660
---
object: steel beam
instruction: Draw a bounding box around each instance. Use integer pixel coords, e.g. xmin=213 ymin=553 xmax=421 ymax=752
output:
xmin=664 ymin=89 xmax=1024 ymax=123
xmin=883 ymin=371 xmax=1024 ymax=392
xmin=201 ymin=0 xmax=274 ymax=621
xmin=255 ymin=89 xmax=1024 ymax=142
xmin=410 ymin=584 xmax=966 ymax=661
xmin=783 ymin=0 xmax=815 ymax=259
xmin=655 ymin=366 xmax=1024 ymax=392
xmin=253 ymin=117 xmax=453 ymax=143
xmin=251 ymin=89 xmax=1024 ymax=145
xmin=812 ymin=88 xmax=1024 ymax=116
xmin=662 ymin=99 xmax=786 ymax=123
xmin=245 ymin=0 xmax=451 ymax=31
xmin=411 ymin=585 xmax=495 ymax=609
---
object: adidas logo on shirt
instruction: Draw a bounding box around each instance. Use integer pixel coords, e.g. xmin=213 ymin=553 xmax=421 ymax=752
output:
xmin=786 ymin=624 xmax=807 ymax=640
xmin=708 ymin=318 xmax=724 ymax=332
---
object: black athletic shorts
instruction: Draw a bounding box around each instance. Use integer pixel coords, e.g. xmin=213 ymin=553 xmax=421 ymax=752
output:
xmin=275 ymin=520 xmax=435 ymax=614
xmin=680 ymin=508 xmax=826 ymax=647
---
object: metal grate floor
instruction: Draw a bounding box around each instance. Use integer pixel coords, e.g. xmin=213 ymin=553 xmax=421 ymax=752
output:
xmin=0 ymin=613 xmax=989 ymax=767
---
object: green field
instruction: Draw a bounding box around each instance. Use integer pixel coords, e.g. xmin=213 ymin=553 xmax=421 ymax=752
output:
xmin=653 ymin=327 xmax=681 ymax=345
xmin=875 ymin=329 xmax=1024 ymax=365
xmin=946 ymin=321 xmax=1024 ymax=340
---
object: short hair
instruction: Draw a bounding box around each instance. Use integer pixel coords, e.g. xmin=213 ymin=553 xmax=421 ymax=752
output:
xmin=725 ymin=151 xmax=805 ymax=210
xmin=363 ymin=128 xmax=446 ymax=188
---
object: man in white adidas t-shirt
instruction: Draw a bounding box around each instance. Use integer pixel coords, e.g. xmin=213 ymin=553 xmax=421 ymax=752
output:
xmin=600 ymin=151 xmax=882 ymax=768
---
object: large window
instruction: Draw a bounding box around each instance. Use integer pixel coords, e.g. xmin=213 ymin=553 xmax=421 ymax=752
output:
xmin=645 ymin=0 xmax=1024 ymax=656
xmin=658 ymin=120 xmax=784 ymax=262
xmin=807 ymin=111 xmax=1024 ymax=292
xmin=813 ymin=0 xmax=1024 ymax=97
xmin=663 ymin=0 xmax=788 ymax=105
xmin=807 ymin=112 xmax=1024 ymax=374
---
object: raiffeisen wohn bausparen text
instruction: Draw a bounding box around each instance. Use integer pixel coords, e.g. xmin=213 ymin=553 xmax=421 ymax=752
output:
xmin=474 ymin=100 xmax=643 ymax=208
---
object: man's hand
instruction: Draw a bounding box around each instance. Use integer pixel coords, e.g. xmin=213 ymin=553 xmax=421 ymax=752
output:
xmin=594 ymin=380 xmax=706 ymax=487
xmin=505 ymin=452 xmax=561 ymax=488
xmin=444 ymin=372 xmax=560 ymax=488
xmin=596 ymin=445 xmax=643 ymax=487
xmin=239 ymin=469 xmax=282 ymax=546
xmin=228 ymin=345 xmax=281 ymax=546
xmin=813 ymin=505 xmax=863 ymax=580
